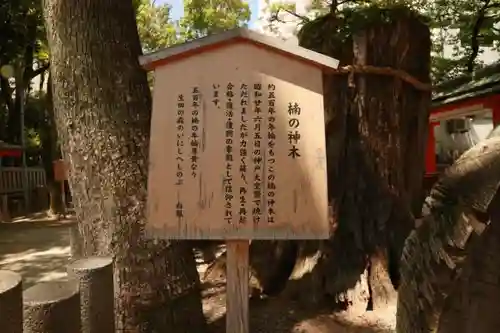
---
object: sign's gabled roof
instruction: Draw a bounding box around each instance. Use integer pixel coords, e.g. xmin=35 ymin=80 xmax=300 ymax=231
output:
xmin=139 ymin=28 xmax=340 ymax=72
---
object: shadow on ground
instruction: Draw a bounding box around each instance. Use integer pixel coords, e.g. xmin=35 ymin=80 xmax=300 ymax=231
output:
xmin=202 ymin=280 xmax=395 ymax=333
xmin=0 ymin=216 xmax=73 ymax=289
xmin=0 ymin=215 xmax=396 ymax=332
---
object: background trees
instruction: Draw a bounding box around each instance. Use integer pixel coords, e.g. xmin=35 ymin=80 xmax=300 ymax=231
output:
xmin=180 ymin=0 xmax=251 ymax=39
xmin=265 ymin=0 xmax=500 ymax=83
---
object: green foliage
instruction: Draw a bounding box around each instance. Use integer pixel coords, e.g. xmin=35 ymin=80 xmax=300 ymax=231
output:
xmin=136 ymin=0 xmax=178 ymax=52
xmin=25 ymin=92 xmax=48 ymax=149
xmin=0 ymin=0 xmax=48 ymax=147
xmin=298 ymin=3 xmax=429 ymax=57
xmin=265 ymin=0 xmax=500 ymax=83
xmin=135 ymin=0 xmax=251 ymax=51
xmin=180 ymin=0 xmax=251 ymax=40
xmin=425 ymin=0 xmax=500 ymax=82
xmin=133 ymin=0 xmax=250 ymax=90
xmin=0 ymin=0 xmax=46 ymax=68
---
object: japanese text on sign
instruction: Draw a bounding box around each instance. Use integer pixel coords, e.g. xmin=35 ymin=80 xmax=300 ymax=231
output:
xmin=176 ymin=94 xmax=185 ymax=185
xmin=145 ymin=42 xmax=330 ymax=241
xmin=252 ymin=83 xmax=263 ymax=224
xmin=267 ymin=84 xmax=277 ymax=223
xmin=174 ymin=86 xmax=309 ymax=225
xmin=224 ymin=83 xmax=235 ymax=224
xmin=287 ymin=102 xmax=301 ymax=159
xmin=239 ymin=84 xmax=249 ymax=224
xmin=191 ymin=87 xmax=201 ymax=177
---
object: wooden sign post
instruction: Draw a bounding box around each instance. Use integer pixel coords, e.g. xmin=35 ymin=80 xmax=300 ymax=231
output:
xmin=53 ymin=159 xmax=68 ymax=213
xmin=141 ymin=28 xmax=339 ymax=332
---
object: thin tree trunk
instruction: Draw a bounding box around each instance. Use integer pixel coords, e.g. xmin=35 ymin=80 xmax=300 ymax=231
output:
xmin=43 ymin=0 xmax=207 ymax=331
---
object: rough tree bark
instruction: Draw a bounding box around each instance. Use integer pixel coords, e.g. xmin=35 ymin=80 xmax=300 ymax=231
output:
xmin=420 ymin=129 xmax=500 ymax=333
xmin=43 ymin=0 xmax=207 ymax=331
xmin=437 ymin=207 xmax=500 ymax=333
xmin=271 ymin=7 xmax=431 ymax=312
xmin=454 ymin=192 xmax=500 ymax=333
xmin=39 ymin=73 xmax=65 ymax=214
xmin=396 ymin=135 xmax=500 ymax=332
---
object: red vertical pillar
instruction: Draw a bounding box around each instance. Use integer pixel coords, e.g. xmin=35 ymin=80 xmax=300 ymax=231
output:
xmin=490 ymin=95 xmax=500 ymax=126
xmin=425 ymin=122 xmax=438 ymax=174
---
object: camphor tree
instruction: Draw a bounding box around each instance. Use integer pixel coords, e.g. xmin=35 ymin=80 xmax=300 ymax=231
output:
xmin=259 ymin=0 xmax=500 ymax=326
xmin=43 ymin=0 xmax=253 ymax=330
xmin=241 ymin=2 xmax=431 ymax=312
xmin=43 ymin=0 xmax=207 ymax=331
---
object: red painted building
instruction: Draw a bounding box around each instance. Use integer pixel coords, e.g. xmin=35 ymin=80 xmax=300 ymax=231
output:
xmin=0 ymin=140 xmax=22 ymax=158
xmin=426 ymin=62 xmax=500 ymax=176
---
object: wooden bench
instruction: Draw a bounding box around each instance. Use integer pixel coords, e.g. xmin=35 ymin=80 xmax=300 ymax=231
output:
xmin=0 ymin=167 xmax=47 ymax=220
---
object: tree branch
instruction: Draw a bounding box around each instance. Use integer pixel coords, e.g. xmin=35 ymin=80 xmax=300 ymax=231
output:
xmin=329 ymin=0 xmax=367 ymax=14
xmin=329 ymin=0 xmax=338 ymax=14
xmin=467 ymin=0 xmax=491 ymax=73
xmin=283 ymin=8 xmax=310 ymax=22
xmin=270 ymin=8 xmax=309 ymax=24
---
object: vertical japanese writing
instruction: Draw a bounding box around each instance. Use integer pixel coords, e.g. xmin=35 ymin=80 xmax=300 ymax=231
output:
xmin=175 ymin=94 xmax=185 ymax=186
xmin=212 ymin=84 xmax=220 ymax=107
xmin=191 ymin=87 xmax=201 ymax=178
xmin=287 ymin=102 xmax=301 ymax=159
xmin=224 ymin=83 xmax=235 ymax=224
xmin=176 ymin=94 xmax=185 ymax=220
xmin=267 ymin=84 xmax=277 ymax=223
xmin=252 ymin=83 xmax=263 ymax=224
xmin=239 ymin=84 xmax=249 ymax=224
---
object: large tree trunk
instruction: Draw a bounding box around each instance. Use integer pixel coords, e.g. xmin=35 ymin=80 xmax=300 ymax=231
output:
xmin=43 ymin=0 xmax=207 ymax=331
xmin=273 ymin=7 xmax=431 ymax=312
xmin=396 ymin=135 xmax=500 ymax=332
xmin=39 ymin=73 xmax=65 ymax=215
xmin=437 ymin=184 xmax=500 ymax=333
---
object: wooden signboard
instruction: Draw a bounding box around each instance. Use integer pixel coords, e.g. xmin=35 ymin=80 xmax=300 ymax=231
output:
xmin=140 ymin=28 xmax=339 ymax=333
xmin=53 ymin=159 xmax=68 ymax=182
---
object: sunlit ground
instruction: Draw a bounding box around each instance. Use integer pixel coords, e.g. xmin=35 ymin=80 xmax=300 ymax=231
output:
xmin=0 ymin=213 xmax=396 ymax=332
xmin=0 ymin=214 xmax=72 ymax=289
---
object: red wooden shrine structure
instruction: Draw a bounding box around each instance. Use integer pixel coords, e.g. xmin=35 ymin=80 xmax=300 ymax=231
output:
xmin=425 ymin=63 xmax=500 ymax=176
xmin=0 ymin=140 xmax=22 ymax=158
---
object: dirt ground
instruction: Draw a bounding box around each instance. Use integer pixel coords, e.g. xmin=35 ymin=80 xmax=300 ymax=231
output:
xmin=0 ymin=212 xmax=74 ymax=289
xmin=0 ymin=213 xmax=396 ymax=332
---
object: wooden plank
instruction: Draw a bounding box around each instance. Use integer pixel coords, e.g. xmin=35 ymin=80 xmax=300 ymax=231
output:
xmin=226 ymin=240 xmax=249 ymax=333
xmin=146 ymin=42 xmax=329 ymax=240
